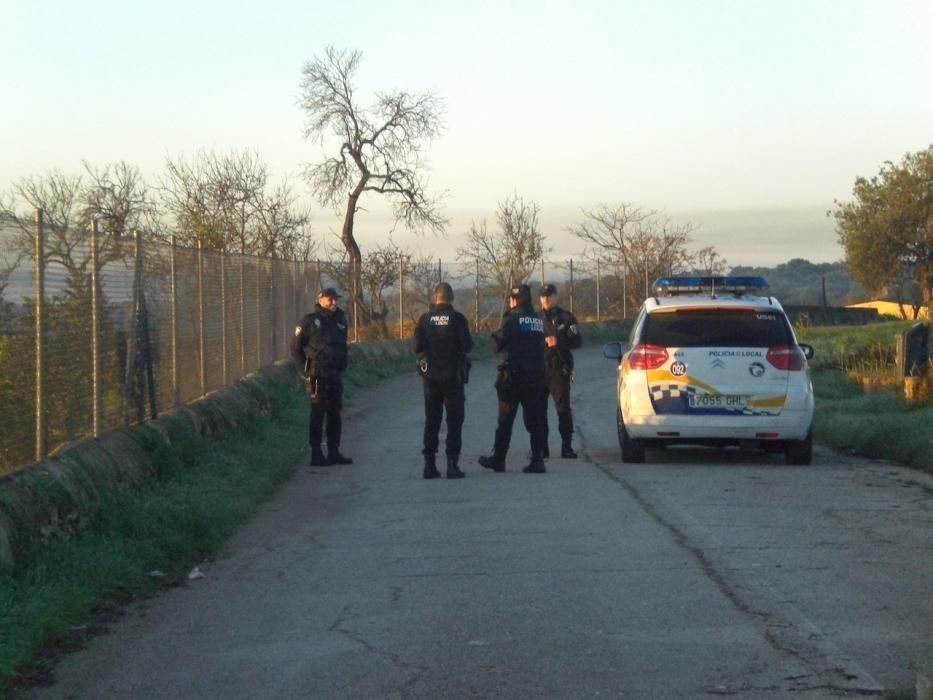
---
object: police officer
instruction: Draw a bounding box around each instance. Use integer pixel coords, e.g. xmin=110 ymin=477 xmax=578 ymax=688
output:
xmin=414 ymin=282 xmax=474 ymax=479
xmin=540 ymin=283 xmax=582 ymax=458
xmin=478 ymin=283 xmax=549 ymax=474
xmin=292 ymin=287 xmax=352 ymax=467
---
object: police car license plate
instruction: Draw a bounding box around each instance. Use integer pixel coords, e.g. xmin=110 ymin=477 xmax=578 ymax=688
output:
xmin=688 ymin=394 xmax=747 ymax=409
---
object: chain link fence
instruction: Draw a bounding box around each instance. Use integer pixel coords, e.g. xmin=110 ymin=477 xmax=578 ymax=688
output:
xmin=366 ymin=256 xmax=644 ymax=341
xmin=0 ymin=211 xmax=648 ymax=476
xmin=0 ymin=213 xmax=322 ymax=475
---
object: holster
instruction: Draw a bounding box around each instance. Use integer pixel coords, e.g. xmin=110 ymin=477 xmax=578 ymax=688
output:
xmin=494 ymin=363 xmax=513 ymax=393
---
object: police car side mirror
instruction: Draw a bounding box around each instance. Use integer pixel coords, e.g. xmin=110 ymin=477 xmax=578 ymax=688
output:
xmin=799 ymin=343 xmax=814 ymax=360
xmin=603 ymin=341 xmax=625 ymax=362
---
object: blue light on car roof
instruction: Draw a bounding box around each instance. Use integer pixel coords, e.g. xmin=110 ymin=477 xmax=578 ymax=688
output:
xmin=653 ymin=275 xmax=769 ymax=296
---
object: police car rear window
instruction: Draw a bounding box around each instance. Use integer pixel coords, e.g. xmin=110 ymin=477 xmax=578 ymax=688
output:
xmin=642 ymin=309 xmax=791 ymax=348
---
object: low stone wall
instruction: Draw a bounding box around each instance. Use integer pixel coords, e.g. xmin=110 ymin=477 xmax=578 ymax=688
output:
xmin=0 ymin=325 xmax=623 ymax=574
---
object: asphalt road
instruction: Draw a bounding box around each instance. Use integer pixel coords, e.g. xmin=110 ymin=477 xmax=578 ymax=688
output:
xmin=18 ymin=344 xmax=933 ymax=699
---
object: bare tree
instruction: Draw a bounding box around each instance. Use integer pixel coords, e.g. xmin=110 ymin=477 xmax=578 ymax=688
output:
xmin=568 ymin=203 xmax=697 ymax=310
xmin=80 ymin=160 xmax=160 ymax=237
xmin=298 ymin=46 xmax=447 ymax=316
xmin=457 ymin=194 xmax=547 ymax=302
xmin=359 ymin=243 xmax=405 ymax=338
xmin=161 ymin=150 xmax=315 ymax=258
xmin=0 ymin=164 xmax=153 ymax=272
xmin=692 ymin=246 xmax=728 ymax=276
xmin=401 ymin=250 xmax=444 ymax=324
xmin=1 ymin=170 xmax=84 ymax=270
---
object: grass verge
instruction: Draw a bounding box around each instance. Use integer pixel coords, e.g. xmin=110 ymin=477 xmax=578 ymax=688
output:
xmin=0 ymin=354 xmax=416 ymax=695
xmin=811 ymin=370 xmax=933 ymax=472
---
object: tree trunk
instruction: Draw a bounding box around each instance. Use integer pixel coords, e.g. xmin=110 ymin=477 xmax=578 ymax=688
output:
xmin=342 ymin=192 xmax=364 ymax=326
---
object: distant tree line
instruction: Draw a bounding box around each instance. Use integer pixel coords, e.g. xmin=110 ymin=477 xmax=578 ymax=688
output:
xmin=730 ymin=259 xmax=866 ymax=307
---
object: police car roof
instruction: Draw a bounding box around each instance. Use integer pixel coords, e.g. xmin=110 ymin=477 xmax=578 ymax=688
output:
xmin=643 ymin=294 xmax=783 ymax=313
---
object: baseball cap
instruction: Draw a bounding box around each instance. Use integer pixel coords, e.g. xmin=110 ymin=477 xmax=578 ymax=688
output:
xmin=539 ymin=283 xmax=557 ymax=296
xmin=318 ymin=287 xmax=342 ymax=299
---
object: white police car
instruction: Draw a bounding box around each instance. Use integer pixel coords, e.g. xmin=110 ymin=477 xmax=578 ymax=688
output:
xmin=603 ymin=276 xmax=815 ymax=465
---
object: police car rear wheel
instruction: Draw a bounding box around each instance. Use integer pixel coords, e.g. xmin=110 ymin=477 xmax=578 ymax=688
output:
xmin=785 ymin=428 xmax=813 ymax=466
xmin=618 ymin=410 xmax=645 ymax=464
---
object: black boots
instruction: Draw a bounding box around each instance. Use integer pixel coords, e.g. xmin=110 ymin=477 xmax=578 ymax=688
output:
xmin=479 ymin=450 xmax=506 ymax=472
xmin=522 ymin=451 xmax=547 ymax=474
xmin=446 ymin=455 xmax=465 ymax=479
xmin=561 ymin=443 xmax=578 ymax=459
xmin=423 ymin=453 xmax=441 ymax=479
xmin=311 ymin=446 xmax=352 ymax=466
xmin=328 ymin=449 xmax=352 ymax=465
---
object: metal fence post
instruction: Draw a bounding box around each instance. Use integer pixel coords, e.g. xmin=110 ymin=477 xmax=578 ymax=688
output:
xmin=569 ymin=258 xmax=575 ymax=315
xmin=398 ymin=256 xmax=404 ymax=340
xmin=474 ymin=259 xmax=479 ymax=330
xmin=221 ymin=248 xmax=228 ymax=386
xmin=138 ymin=230 xmax=157 ymax=420
xmin=197 ymin=238 xmax=206 ymax=396
xmin=90 ymin=221 xmax=101 ymax=436
xmin=239 ymin=254 xmax=246 ymax=377
xmin=255 ymin=258 xmax=262 ymax=371
xmin=596 ymin=258 xmax=601 ymax=322
xmin=34 ymin=209 xmax=46 ymax=461
xmin=352 ymin=270 xmax=359 ymax=343
xmin=170 ymin=235 xmax=179 ymax=406
xmin=270 ymin=255 xmax=278 ymax=361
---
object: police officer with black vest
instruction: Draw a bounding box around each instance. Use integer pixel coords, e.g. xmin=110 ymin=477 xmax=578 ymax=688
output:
xmin=478 ymin=283 xmax=550 ymax=474
xmin=540 ymin=283 xmax=582 ymax=458
xmin=414 ymin=282 xmax=474 ymax=479
xmin=292 ymin=287 xmax=352 ymax=467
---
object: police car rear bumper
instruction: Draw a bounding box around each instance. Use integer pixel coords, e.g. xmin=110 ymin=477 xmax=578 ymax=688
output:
xmin=622 ymin=411 xmax=813 ymax=441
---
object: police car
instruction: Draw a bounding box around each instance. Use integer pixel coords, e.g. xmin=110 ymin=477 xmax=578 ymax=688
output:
xmin=603 ymin=276 xmax=815 ymax=465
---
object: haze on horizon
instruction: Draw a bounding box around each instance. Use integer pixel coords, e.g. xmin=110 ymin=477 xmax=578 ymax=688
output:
xmin=2 ymin=0 xmax=930 ymax=267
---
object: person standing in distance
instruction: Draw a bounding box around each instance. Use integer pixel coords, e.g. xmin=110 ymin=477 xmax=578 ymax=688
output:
xmin=539 ymin=283 xmax=582 ymax=458
xmin=478 ymin=283 xmax=549 ymax=474
xmin=414 ymin=282 xmax=474 ymax=479
xmin=292 ymin=287 xmax=352 ymax=467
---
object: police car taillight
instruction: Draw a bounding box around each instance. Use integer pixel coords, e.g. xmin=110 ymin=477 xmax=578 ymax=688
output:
xmin=767 ymin=344 xmax=806 ymax=371
xmin=629 ymin=344 xmax=669 ymax=370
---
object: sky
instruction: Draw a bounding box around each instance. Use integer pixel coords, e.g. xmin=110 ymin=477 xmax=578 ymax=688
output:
xmin=2 ymin=0 xmax=931 ymax=266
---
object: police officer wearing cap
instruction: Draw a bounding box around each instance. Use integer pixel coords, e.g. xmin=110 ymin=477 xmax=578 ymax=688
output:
xmin=292 ymin=287 xmax=352 ymax=466
xmin=479 ymin=283 xmax=550 ymax=474
xmin=540 ymin=283 xmax=582 ymax=458
xmin=413 ymin=281 xmax=474 ymax=479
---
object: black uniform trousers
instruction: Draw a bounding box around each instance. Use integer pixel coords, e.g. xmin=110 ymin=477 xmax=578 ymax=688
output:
xmin=307 ymin=375 xmax=343 ymax=451
xmin=544 ymin=369 xmax=574 ymax=445
xmin=422 ymin=378 xmax=466 ymax=457
xmin=493 ymin=380 xmax=547 ymax=455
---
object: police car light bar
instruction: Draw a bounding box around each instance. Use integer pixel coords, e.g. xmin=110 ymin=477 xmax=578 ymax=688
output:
xmin=653 ymin=276 xmax=769 ymax=297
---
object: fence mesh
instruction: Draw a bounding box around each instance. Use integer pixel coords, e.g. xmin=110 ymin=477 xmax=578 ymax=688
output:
xmin=0 ymin=219 xmax=326 ymax=476
xmin=1 ymin=213 xmax=638 ymax=475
